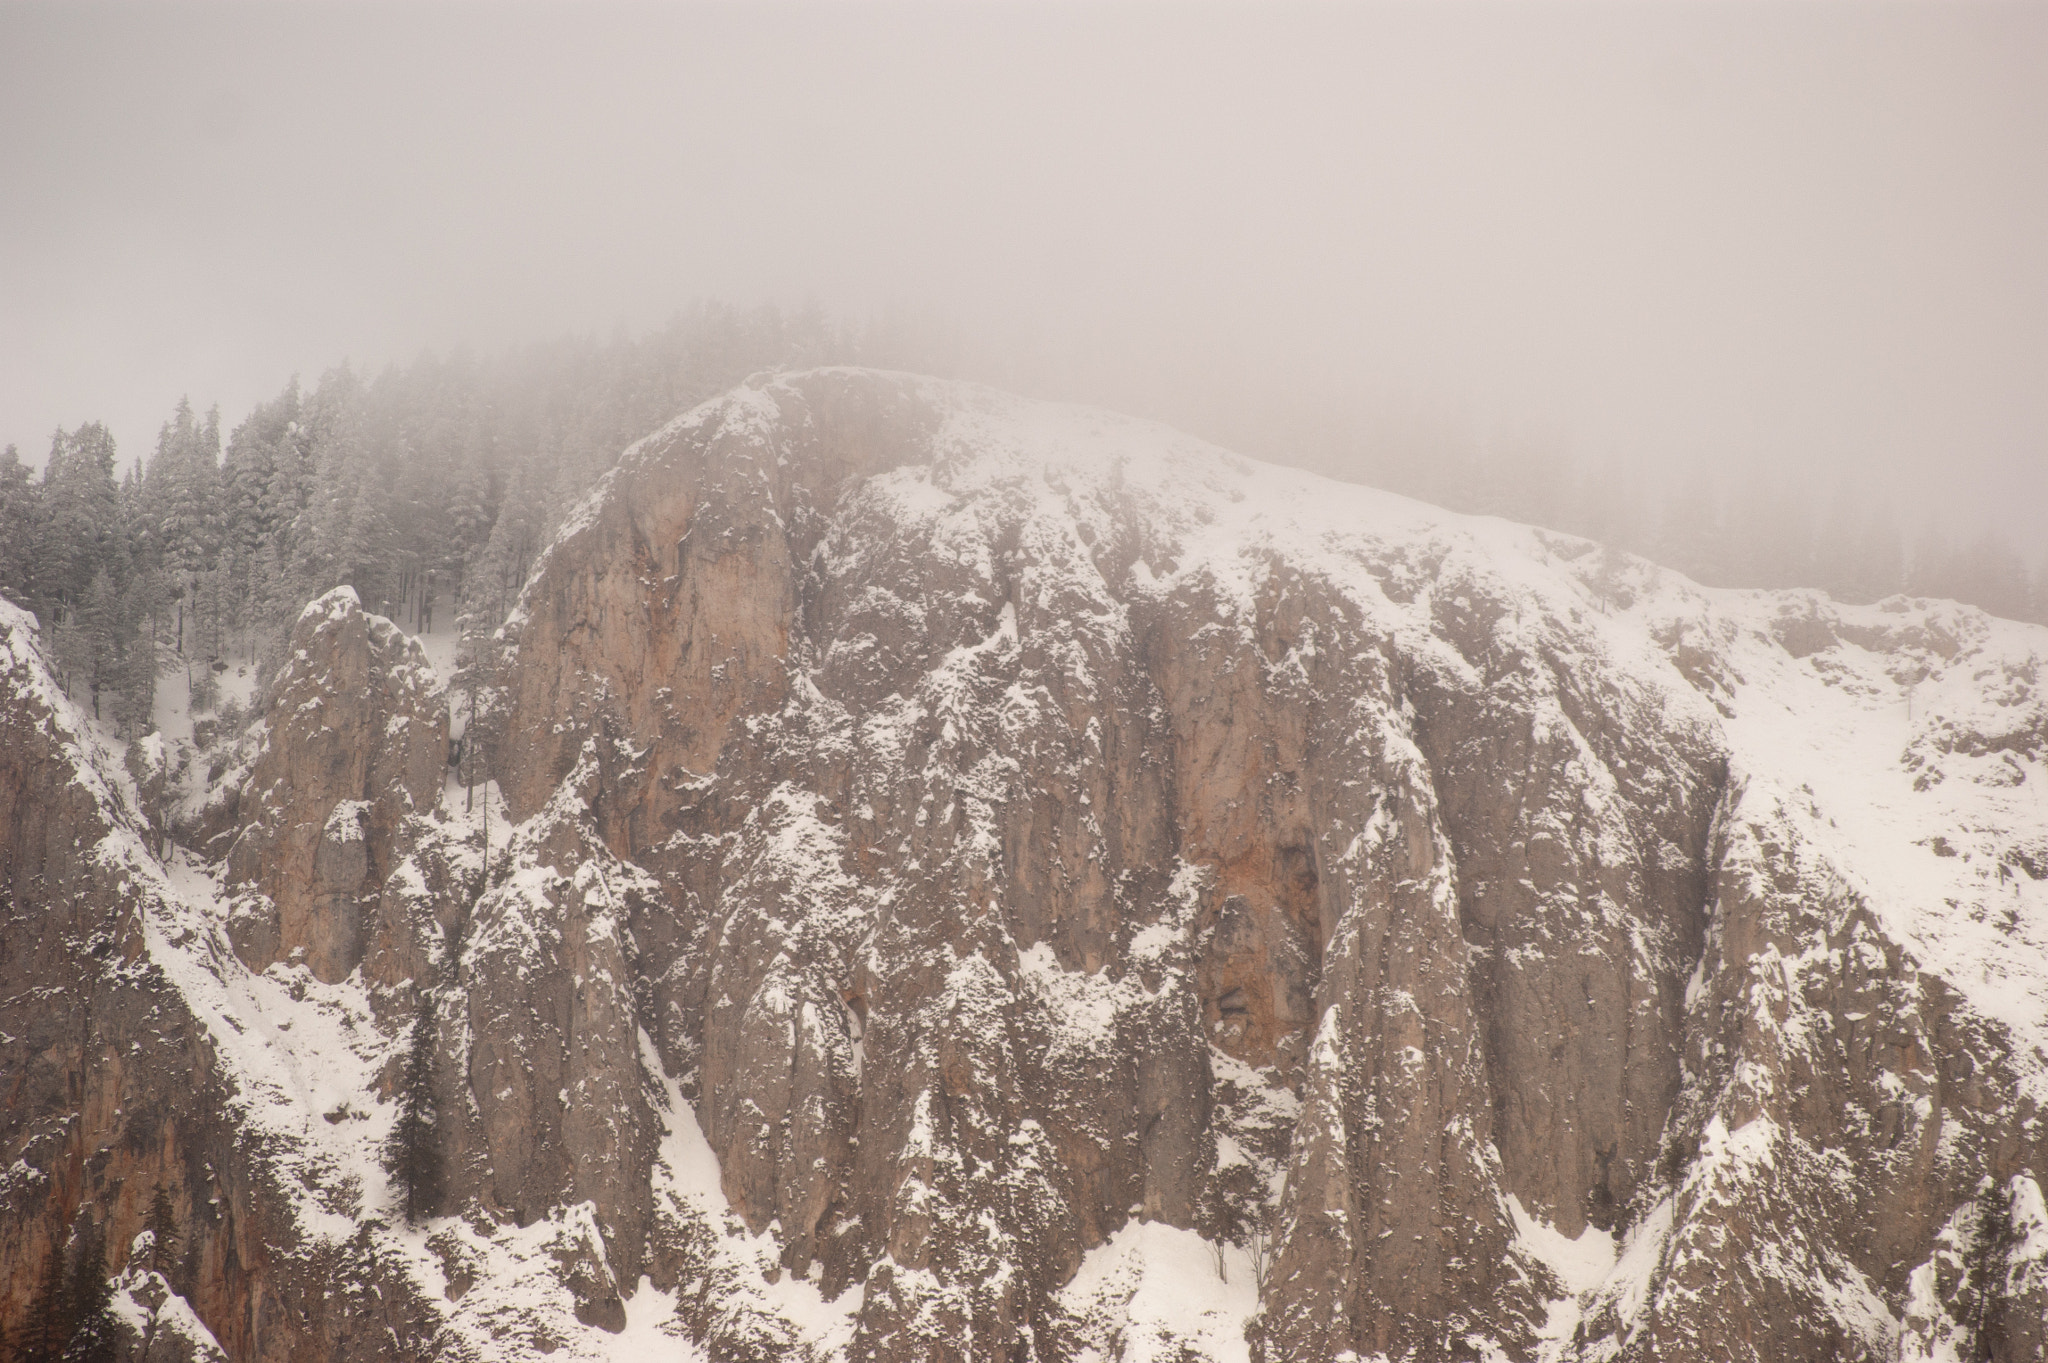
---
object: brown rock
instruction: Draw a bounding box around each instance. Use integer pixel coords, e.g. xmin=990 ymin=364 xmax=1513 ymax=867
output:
xmin=6 ymin=374 xmax=2046 ymax=1363
xmin=224 ymin=588 xmax=447 ymax=984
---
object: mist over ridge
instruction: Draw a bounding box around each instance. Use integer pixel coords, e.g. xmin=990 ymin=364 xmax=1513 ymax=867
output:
xmin=3 ymin=8 xmax=2048 ymax=1357
xmin=3 ymin=299 xmax=2041 ymax=739
xmin=3 ymin=1 xmax=2042 ymax=561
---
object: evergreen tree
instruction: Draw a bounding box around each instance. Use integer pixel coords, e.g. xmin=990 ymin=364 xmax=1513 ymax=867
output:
xmin=218 ymin=384 xmax=299 ymax=636
xmin=32 ymin=424 xmax=120 ymax=628
xmin=0 ymin=443 xmax=37 ymax=609
xmin=75 ymin=571 xmax=122 ymax=720
xmin=7 ymin=308 xmax=896 ymax=716
xmin=15 ymin=304 xmax=2048 ymax=682
xmin=468 ymin=457 xmax=547 ymax=630
xmin=49 ymin=609 xmax=90 ymax=708
xmin=115 ymin=571 xmax=164 ymax=733
xmin=60 ymin=1222 xmax=117 ymax=1363
xmin=292 ymin=391 xmax=377 ymax=602
xmin=440 ymin=464 xmax=493 ymax=613
xmin=146 ymin=398 xmax=224 ymax=659
xmin=19 ymin=1240 xmax=72 ymax=1363
xmin=145 ymin=1184 xmax=179 ymax=1274
xmin=384 ymin=995 xmax=444 ymax=1225
xmin=259 ymin=394 xmax=314 ymax=566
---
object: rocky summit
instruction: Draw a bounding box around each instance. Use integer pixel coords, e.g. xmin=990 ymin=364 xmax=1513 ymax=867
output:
xmin=3 ymin=368 xmax=2045 ymax=1362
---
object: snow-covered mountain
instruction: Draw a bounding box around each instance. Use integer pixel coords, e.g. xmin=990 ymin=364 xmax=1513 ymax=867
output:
xmin=3 ymin=369 xmax=2043 ymax=1362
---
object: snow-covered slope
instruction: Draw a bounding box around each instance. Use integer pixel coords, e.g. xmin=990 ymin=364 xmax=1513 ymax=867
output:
xmin=2 ymin=371 xmax=2043 ymax=1362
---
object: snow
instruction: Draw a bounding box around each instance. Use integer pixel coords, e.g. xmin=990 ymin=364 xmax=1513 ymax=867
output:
xmin=11 ymin=373 xmax=2048 ymax=1361
xmin=641 ymin=1028 xmax=863 ymax=1358
xmin=108 ymin=1261 xmax=231 ymax=1362
xmin=411 ymin=623 xmax=463 ymax=690
xmin=1 ymin=598 xmax=146 ymax=825
xmin=1508 ymin=1193 xmax=1618 ymax=1301
xmin=603 ymin=1277 xmax=696 ymax=1361
xmin=1699 ymin=601 xmax=2048 ymax=1093
xmin=1018 ymin=941 xmax=1122 ymax=1039
xmin=2001 ymin=1171 xmax=2048 ymax=1330
xmin=148 ymin=845 xmax=400 ymax=1246
xmin=1056 ymin=1219 xmax=1261 ymax=1363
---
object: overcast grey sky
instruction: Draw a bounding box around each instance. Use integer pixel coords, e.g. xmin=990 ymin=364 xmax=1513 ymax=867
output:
xmin=2 ymin=2 xmax=2043 ymax=547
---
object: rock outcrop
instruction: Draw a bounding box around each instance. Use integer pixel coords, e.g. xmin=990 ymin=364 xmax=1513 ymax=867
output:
xmin=0 ymin=599 xmax=442 ymax=1363
xmin=222 ymin=587 xmax=448 ymax=988
xmin=2 ymin=371 xmax=2044 ymax=1362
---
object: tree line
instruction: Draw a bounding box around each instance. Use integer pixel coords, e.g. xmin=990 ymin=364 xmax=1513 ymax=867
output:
xmin=0 ymin=302 xmax=2041 ymax=745
xmin=0 ymin=302 xmax=916 ymax=735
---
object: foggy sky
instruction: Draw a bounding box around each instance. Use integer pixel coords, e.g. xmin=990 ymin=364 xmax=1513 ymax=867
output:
xmin=2 ymin=2 xmax=2043 ymax=550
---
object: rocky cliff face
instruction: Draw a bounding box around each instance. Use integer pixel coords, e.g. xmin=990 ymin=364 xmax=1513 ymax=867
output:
xmin=222 ymin=588 xmax=449 ymax=990
xmin=2 ymin=370 xmax=2045 ymax=1362
xmin=0 ymin=596 xmax=443 ymax=1363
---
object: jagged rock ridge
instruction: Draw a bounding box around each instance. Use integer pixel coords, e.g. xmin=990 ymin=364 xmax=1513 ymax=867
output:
xmin=2 ymin=369 xmax=2045 ymax=1362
